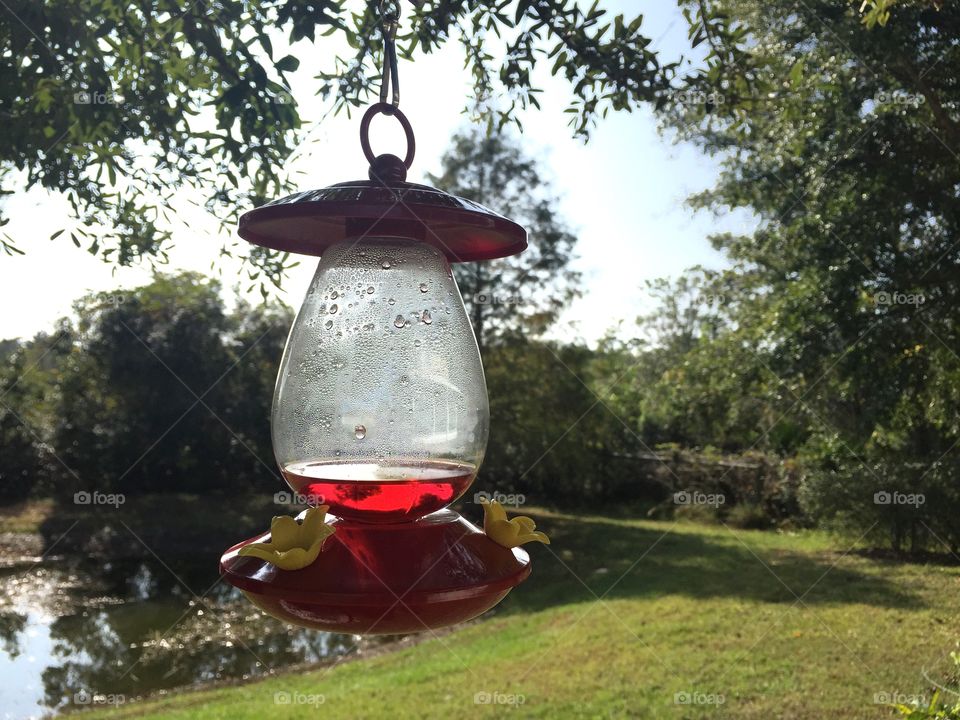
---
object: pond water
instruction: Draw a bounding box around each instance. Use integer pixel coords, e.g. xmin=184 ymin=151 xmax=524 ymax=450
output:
xmin=0 ymin=547 xmax=365 ymax=719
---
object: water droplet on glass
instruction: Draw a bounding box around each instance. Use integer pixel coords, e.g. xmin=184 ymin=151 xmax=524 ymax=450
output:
xmin=325 ymin=320 xmax=333 ymax=329
xmin=388 ymin=298 xmax=396 ymax=306
xmin=419 ymin=283 xmax=428 ymax=293
xmin=422 ymin=310 xmax=433 ymax=325
xmin=367 ymin=286 xmax=375 ymax=294
xmin=354 ymin=425 xmax=366 ymax=440
xmin=329 ymin=304 xmax=338 ymax=314
xmin=331 ymin=290 xmax=339 ymax=299
xmin=414 ymin=339 xmax=422 ymax=347
xmin=382 ymin=261 xmax=391 ymax=269
xmin=394 ymin=315 xmax=405 ymax=328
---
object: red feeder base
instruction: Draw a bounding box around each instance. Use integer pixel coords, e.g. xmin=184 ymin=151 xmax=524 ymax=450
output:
xmin=220 ymin=509 xmax=531 ymax=634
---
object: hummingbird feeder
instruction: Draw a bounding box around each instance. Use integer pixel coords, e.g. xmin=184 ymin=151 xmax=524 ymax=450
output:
xmin=219 ymin=1 xmax=549 ymax=634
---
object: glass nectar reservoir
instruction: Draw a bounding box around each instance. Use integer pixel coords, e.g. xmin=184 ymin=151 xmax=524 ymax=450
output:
xmin=273 ymin=239 xmax=489 ymax=523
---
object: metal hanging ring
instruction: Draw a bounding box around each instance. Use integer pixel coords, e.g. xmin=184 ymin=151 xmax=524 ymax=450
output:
xmin=360 ymin=102 xmax=416 ymax=169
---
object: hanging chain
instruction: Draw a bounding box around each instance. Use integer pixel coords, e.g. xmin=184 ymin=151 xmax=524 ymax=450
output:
xmin=379 ymin=0 xmax=401 ymax=108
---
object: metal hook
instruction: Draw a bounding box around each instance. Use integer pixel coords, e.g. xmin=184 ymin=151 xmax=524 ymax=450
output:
xmin=380 ymin=0 xmax=400 ymax=23
xmin=379 ymin=0 xmax=401 ymax=107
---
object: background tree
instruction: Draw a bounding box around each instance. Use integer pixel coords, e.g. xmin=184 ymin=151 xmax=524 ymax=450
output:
xmin=211 ymin=297 xmax=295 ymax=484
xmin=655 ymin=0 xmax=960 ymax=550
xmin=427 ymin=126 xmax=581 ymax=351
xmin=0 ymin=328 xmax=74 ymax=503
xmin=0 ymin=342 xmax=46 ymax=503
xmin=618 ymin=270 xmax=786 ymax=453
xmin=49 ymin=272 xmax=289 ymax=497
xmin=1 ymin=0 xmax=677 ymax=282
xmin=481 ymin=339 xmax=614 ymax=503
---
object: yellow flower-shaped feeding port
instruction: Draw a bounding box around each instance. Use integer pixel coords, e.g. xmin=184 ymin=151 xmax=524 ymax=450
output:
xmin=480 ymin=498 xmax=550 ymax=548
xmin=238 ymin=505 xmax=336 ymax=570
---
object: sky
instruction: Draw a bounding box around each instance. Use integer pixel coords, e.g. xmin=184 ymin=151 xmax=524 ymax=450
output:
xmin=0 ymin=1 xmax=753 ymax=346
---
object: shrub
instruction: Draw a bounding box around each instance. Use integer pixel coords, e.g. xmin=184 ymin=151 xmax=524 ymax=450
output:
xmin=800 ymin=455 xmax=960 ymax=555
xmin=725 ymin=503 xmax=772 ymax=530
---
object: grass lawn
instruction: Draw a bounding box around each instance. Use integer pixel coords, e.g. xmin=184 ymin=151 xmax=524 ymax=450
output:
xmin=82 ymin=509 xmax=960 ymax=719
xmin=0 ymin=498 xmax=54 ymax=534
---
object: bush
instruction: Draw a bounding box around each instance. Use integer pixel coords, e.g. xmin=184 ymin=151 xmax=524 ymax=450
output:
xmin=725 ymin=503 xmax=772 ymax=530
xmin=800 ymin=454 xmax=960 ymax=555
xmin=672 ymin=502 xmax=721 ymax=525
xmin=641 ymin=448 xmax=804 ymax=528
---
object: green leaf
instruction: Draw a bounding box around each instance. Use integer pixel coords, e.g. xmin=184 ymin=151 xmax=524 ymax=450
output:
xmin=275 ymin=55 xmax=300 ymax=73
xmin=259 ymin=33 xmax=273 ymax=59
xmin=789 ymin=58 xmax=805 ymax=87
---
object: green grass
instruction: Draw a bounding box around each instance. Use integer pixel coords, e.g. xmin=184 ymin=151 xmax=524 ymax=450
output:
xmin=0 ymin=498 xmax=54 ymax=534
xmin=84 ymin=510 xmax=960 ymax=719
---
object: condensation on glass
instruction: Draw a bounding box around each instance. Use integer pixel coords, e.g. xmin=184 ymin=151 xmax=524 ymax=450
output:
xmin=272 ymin=240 xmax=489 ymax=522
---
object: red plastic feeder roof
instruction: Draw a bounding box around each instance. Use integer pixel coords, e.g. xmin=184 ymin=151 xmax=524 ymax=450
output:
xmin=237 ymin=180 xmax=528 ymax=263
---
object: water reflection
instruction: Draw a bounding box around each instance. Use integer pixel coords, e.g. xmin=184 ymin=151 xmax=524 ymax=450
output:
xmin=0 ymin=611 xmax=27 ymax=658
xmin=0 ymin=556 xmax=362 ymax=719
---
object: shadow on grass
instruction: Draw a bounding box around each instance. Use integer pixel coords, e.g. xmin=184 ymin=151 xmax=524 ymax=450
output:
xmin=496 ymin=511 xmax=920 ymax=613
xmin=853 ymin=547 xmax=960 ymax=566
